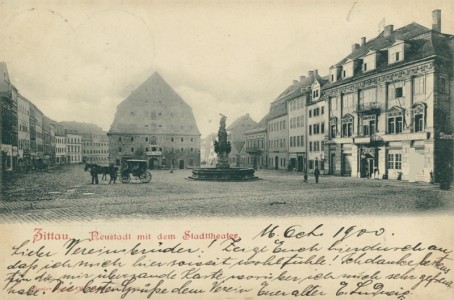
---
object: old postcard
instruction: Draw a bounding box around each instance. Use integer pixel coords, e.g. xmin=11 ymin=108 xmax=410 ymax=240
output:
xmin=1 ymin=0 xmax=453 ymax=299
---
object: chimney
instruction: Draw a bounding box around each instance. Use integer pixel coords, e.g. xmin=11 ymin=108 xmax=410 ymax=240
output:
xmin=384 ymin=25 xmax=394 ymax=37
xmin=352 ymin=43 xmax=360 ymax=52
xmin=314 ymin=69 xmax=319 ymax=76
xmin=299 ymin=75 xmax=306 ymax=82
xmin=308 ymin=71 xmax=314 ymax=78
xmin=292 ymin=80 xmax=298 ymax=85
xmin=361 ymin=37 xmax=366 ymax=46
xmin=432 ymin=9 xmax=441 ymax=32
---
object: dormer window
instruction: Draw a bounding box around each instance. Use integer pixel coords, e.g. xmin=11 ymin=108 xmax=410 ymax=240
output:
xmin=388 ymin=41 xmax=405 ymax=64
xmin=313 ymin=90 xmax=319 ymax=99
xmin=362 ymin=51 xmax=377 ymax=72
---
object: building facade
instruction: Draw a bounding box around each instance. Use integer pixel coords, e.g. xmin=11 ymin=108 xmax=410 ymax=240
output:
xmin=0 ymin=62 xmax=18 ymax=173
xmin=322 ymin=10 xmax=453 ymax=182
xmin=244 ymin=115 xmax=268 ymax=169
xmin=307 ymin=75 xmax=328 ymax=174
xmin=82 ymin=133 xmax=109 ymax=164
xmin=108 ymin=72 xmax=201 ymax=169
xmin=66 ymin=132 xmax=82 ymax=164
xmin=226 ymin=113 xmax=257 ymax=167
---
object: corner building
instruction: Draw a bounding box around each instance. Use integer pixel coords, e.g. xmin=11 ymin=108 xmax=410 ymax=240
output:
xmin=323 ymin=10 xmax=453 ymax=182
xmin=108 ymin=72 xmax=201 ymax=169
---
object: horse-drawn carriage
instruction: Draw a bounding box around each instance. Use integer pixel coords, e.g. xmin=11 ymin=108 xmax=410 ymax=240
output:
xmin=120 ymin=160 xmax=152 ymax=183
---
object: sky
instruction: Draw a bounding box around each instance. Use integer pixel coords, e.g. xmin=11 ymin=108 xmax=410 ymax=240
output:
xmin=1 ymin=0 xmax=453 ymax=137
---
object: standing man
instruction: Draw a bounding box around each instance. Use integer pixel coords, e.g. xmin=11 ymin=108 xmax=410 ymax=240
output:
xmin=314 ymin=166 xmax=320 ymax=184
xmin=90 ymin=165 xmax=99 ymax=184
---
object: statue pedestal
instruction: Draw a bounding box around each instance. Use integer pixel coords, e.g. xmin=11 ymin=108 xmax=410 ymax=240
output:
xmin=216 ymin=153 xmax=230 ymax=169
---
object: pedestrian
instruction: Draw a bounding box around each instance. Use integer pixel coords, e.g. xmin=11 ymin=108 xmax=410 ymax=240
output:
xmin=440 ymin=162 xmax=452 ymax=190
xmin=314 ymin=166 xmax=320 ymax=183
xmin=303 ymin=173 xmax=308 ymax=183
xmin=109 ymin=165 xmax=118 ymax=184
xmin=90 ymin=165 xmax=99 ymax=184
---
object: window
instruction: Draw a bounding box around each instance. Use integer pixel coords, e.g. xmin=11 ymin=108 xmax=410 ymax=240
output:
xmin=131 ymin=137 xmax=134 ymax=142
xmin=342 ymin=93 xmax=354 ymax=109
xmin=309 ymin=125 xmax=312 ymax=135
xmin=145 ymin=137 xmax=149 ymax=142
xmin=413 ymin=114 xmax=423 ymax=132
xmin=321 ymin=123 xmax=325 ymax=134
xmin=309 ymin=110 xmax=312 ymax=118
xmin=388 ymin=84 xmax=404 ymax=99
xmin=171 ymin=137 xmax=174 ymax=142
xmin=395 ymin=154 xmax=402 ymax=169
xmin=413 ymin=76 xmax=425 ymax=95
xmin=387 ymin=154 xmax=394 ymax=169
xmin=131 ymin=147 xmax=134 ymax=153
xmin=181 ymin=137 xmax=184 ymax=142
xmin=321 ymin=106 xmax=324 ymax=115
xmin=309 ymin=142 xmax=313 ymax=152
xmin=387 ymin=153 xmax=402 ymax=169
xmin=388 ymin=113 xmax=403 ymax=134
xmin=341 ymin=116 xmax=353 ymax=137
xmin=363 ymin=63 xmax=367 ymax=71
xmin=331 ymin=124 xmax=336 ymax=138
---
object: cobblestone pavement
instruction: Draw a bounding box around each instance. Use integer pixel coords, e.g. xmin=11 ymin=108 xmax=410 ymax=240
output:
xmin=0 ymin=164 xmax=452 ymax=223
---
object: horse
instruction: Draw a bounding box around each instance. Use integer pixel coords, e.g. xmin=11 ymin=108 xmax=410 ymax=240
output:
xmin=84 ymin=163 xmax=110 ymax=180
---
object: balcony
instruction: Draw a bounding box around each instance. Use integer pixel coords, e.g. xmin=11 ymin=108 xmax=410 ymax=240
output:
xmin=356 ymin=102 xmax=382 ymax=114
xmin=146 ymin=150 xmax=162 ymax=156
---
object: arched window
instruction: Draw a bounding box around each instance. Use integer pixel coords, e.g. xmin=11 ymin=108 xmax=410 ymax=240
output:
xmin=412 ymin=103 xmax=427 ymax=133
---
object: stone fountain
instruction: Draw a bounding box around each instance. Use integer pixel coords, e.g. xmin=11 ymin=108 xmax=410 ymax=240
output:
xmin=189 ymin=115 xmax=258 ymax=181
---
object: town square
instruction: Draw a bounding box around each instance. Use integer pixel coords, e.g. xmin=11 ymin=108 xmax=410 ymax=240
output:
xmin=1 ymin=2 xmax=453 ymax=217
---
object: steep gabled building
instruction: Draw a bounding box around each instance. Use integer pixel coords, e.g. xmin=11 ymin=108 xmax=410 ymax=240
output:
xmin=108 ymin=72 xmax=201 ymax=169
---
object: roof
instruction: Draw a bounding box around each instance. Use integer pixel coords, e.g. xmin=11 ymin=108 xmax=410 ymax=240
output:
xmin=324 ymin=23 xmax=454 ymax=90
xmin=231 ymin=141 xmax=245 ymax=154
xmin=0 ymin=62 xmax=11 ymax=96
xmin=109 ymin=72 xmax=200 ymax=135
xmin=334 ymin=23 xmax=431 ymax=67
xmin=226 ymin=113 xmax=256 ymax=131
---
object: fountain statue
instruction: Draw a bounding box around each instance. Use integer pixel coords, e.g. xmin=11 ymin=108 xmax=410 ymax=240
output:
xmin=214 ymin=114 xmax=231 ymax=169
xmin=189 ymin=115 xmax=258 ymax=181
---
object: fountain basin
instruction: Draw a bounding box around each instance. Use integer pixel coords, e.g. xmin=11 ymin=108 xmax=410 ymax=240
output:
xmin=189 ymin=167 xmax=259 ymax=181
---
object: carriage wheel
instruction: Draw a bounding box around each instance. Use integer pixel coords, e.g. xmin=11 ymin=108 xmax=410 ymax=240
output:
xmin=139 ymin=171 xmax=152 ymax=183
xmin=120 ymin=174 xmax=131 ymax=183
